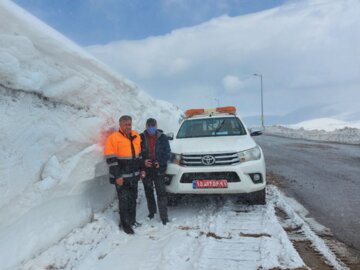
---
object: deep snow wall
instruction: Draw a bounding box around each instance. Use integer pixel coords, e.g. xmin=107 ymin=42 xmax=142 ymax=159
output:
xmin=0 ymin=1 xmax=182 ymax=269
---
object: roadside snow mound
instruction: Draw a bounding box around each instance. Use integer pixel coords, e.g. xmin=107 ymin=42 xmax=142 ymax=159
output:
xmin=266 ymin=125 xmax=360 ymax=145
xmin=0 ymin=1 xmax=182 ymax=269
xmin=289 ymin=118 xmax=360 ymax=132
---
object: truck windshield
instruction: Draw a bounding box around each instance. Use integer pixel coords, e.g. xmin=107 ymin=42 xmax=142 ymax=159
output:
xmin=177 ymin=117 xmax=247 ymax=138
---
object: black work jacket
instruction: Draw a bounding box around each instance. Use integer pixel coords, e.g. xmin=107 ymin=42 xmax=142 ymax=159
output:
xmin=140 ymin=129 xmax=171 ymax=174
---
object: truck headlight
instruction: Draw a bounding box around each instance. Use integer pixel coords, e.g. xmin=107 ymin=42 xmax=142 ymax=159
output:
xmin=238 ymin=146 xmax=261 ymax=162
xmin=170 ymin=153 xmax=182 ymax=165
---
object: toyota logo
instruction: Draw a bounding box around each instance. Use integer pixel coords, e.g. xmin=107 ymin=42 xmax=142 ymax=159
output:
xmin=201 ymin=155 xmax=216 ymax=165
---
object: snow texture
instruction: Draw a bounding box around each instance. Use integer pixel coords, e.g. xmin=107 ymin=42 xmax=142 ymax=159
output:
xmin=0 ymin=1 xmax=181 ymax=269
xmin=22 ymin=186 xmax=348 ymax=270
xmin=22 ymin=186 xmax=306 ymax=270
xmin=289 ymin=118 xmax=360 ymax=132
xmin=266 ymin=118 xmax=360 ymax=144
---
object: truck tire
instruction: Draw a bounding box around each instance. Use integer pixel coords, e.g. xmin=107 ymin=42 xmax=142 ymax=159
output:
xmin=246 ymin=188 xmax=266 ymax=205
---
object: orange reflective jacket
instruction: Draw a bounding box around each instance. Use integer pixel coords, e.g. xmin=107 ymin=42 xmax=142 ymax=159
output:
xmin=104 ymin=130 xmax=142 ymax=183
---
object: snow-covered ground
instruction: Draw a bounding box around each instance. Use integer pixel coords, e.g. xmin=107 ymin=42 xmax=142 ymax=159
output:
xmin=265 ymin=118 xmax=360 ymax=144
xmin=22 ymin=185 xmax=348 ymax=270
xmin=0 ymin=1 xmax=181 ymax=269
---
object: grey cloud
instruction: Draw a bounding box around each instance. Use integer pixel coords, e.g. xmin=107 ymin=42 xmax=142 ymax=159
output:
xmin=88 ymin=0 xmax=360 ymax=122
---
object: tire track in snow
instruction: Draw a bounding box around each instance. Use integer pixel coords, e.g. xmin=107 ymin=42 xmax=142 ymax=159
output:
xmin=194 ymin=202 xmax=263 ymax=270
xmin=135 ymin=195 xmax=303 ymax=270
xmin=130 ymin=197 xmax=230 ymax=270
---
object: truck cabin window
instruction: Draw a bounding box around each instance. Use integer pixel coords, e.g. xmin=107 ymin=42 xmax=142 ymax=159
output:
xmin=177 ymin=117 xmax=247 ymax=138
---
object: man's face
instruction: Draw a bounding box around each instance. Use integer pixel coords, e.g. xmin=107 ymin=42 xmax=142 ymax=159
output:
xmin=146 ymin=123 xmax=157 ymax=135
xmin=120 ymin=120 xmax=132 ymax=135
xmin=146 ymin=123 xmax=157 ymax=129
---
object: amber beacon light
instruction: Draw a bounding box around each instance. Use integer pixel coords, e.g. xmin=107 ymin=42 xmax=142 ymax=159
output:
xmin=184 ymin=106 xmax=236 ymax=118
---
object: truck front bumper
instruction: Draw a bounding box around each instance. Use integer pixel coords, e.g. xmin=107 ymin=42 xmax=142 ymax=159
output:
xmin=165 ymin=159 xmax=266 ymax=194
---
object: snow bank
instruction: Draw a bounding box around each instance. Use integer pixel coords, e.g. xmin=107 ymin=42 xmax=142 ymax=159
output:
xmin=265 ymin=121 xmax=360 ymax=145
xmin=289 ymin=118 xmax=360 ymax=132
xmin=0 ymin=1 xmax=182 ymax=269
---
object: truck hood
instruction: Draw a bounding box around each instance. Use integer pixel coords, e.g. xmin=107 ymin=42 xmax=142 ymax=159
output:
xmin=170 ymin=135 xmax=257 ymax=154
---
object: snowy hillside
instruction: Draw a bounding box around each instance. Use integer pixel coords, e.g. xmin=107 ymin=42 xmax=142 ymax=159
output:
xmin=0 ymin=1 xmax=182 ymax=269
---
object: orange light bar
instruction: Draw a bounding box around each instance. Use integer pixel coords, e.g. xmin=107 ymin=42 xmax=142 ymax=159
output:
xmin=216 ymin=106 xmax=236 ymax=114
xmin=184 ymin=106 xmax=236 ymax=118
xmin=184 ymin=108 xmax=205 ymax=118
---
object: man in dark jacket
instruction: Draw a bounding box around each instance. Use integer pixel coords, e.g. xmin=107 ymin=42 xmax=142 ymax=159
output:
xmin=141 ymin=118 xmax=171 ymax=225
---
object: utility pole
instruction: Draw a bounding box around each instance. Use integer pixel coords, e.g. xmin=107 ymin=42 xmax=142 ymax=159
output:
xmin=253 ymin=73 xmax=264 ymax=129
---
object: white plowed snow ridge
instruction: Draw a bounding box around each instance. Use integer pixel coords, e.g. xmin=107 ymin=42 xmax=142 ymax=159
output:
xmin=0 ymin=0 xmax=182 ymax=268
xmin=266 ymin=125 xmax=360 ymax=145
xmin=23 ymin=186 xmax=347 ymax=270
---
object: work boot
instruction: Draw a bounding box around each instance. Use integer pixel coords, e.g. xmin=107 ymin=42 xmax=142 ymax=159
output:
xmin=147 ymin=213 xmax=155 ymax=220
xmin=122 ymin=224 xmax=134 ymax=235
xmin=162 ymin=217 xmax=169 ymax=225
xmin=132 ymin=221 xmax=142 ymax=228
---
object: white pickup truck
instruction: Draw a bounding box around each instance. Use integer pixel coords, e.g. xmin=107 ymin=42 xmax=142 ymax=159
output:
xmin=165 ymin=106 xmax=266 ymax=204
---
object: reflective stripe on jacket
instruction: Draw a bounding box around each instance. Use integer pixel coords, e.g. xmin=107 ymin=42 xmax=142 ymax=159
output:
xmin=104 ymin=130 xmax=142 ymax=184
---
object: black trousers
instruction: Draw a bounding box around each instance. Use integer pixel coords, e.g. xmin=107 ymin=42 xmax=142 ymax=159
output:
xmin=142 ymin=171 xmax=168 ymax=220
xmin=115 ymin=177 xmax=138 ymax=227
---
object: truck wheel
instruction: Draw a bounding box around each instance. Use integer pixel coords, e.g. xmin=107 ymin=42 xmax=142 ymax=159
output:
xmin=246 ymin=189 xmax=266 ymax=205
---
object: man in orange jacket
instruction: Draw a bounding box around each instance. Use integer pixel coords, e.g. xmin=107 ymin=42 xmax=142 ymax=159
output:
xmin=104 ymin=115 xmax=145 ymax=234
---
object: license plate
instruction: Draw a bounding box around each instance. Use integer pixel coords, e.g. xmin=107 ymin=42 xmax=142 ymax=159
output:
xmin=192 ymin=179 xmax=228 ymax=189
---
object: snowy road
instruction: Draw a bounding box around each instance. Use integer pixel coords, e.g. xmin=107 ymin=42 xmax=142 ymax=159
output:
xmin=256 ymin=134 xmax=360 ymax=251
xmin=23 ymin=185 xmax=348 ymax=270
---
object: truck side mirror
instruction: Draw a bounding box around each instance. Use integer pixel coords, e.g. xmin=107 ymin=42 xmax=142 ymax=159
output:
xmin=166 ymin=132 xmax=174 ymax=140
xmin=250 ymin=129 xmax=263 ymax=136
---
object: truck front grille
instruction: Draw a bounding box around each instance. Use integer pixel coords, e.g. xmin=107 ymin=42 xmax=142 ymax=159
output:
xmin=180 ymin=172 xmax=240 ymax=183
xmin=181 ymin=152 xmax=240 ymax=166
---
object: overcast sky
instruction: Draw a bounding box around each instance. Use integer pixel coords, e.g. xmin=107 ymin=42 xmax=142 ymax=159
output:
xmin=14 ymin=0 xmax=360 ymax=122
